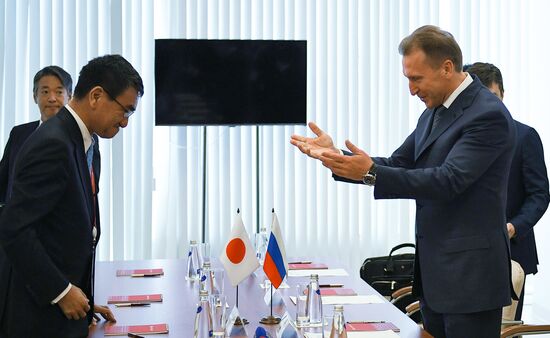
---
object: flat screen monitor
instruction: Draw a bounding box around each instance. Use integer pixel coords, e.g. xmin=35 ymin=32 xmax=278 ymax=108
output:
xmin=155 ymin=39 xmax=307 ymax=126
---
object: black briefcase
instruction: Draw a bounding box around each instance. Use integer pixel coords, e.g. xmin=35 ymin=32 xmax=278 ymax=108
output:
xmin=360 ymin=243 xmax=415 ymax=296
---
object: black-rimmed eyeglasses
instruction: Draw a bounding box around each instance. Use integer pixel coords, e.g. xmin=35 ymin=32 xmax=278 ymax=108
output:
xmin=103 ymin=88 xmax=134 ymax=118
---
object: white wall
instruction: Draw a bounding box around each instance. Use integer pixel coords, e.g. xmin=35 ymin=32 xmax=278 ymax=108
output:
xmin=529 ymin=0 xmax=550 ymax=323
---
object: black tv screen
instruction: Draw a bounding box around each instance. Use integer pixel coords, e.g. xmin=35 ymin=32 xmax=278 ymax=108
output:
xmin=154 ymin=39 xmax=307 ymax=126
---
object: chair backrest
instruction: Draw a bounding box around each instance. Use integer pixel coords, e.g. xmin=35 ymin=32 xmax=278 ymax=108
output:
xmin=502 ymin=260 xmax=525 ymax=321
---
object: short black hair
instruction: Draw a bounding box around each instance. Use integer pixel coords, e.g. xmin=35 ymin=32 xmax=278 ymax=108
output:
xmin=399 ymin=25 xmax=463 ymax=72
xmin=463 ymin=62 xmax=504 ymax=96
xmin=33 ymin=66 xmax=73 ymax=97
xmin=73 ymin=54 xmax=144 ymax=100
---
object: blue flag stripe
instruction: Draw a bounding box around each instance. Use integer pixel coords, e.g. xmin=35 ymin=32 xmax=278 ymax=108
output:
xmin=267 ymin=233 xmax=287 ymax=279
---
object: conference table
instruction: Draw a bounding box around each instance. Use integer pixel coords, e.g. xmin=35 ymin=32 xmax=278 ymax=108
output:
xmin=88 ymin=258 xmax=432 ymax=337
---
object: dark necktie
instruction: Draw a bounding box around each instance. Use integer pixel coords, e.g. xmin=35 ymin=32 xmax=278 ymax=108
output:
xmin=431 ymin=106 xmax=445 ymax=133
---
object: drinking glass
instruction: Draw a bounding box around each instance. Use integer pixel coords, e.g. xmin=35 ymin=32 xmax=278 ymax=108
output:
xmin=209 ymin=294 xmax=227 ymax=337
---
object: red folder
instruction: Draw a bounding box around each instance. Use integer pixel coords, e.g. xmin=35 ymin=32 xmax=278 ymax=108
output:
xmin=108 ymin=294 xmax=163 ymax=304
xmin=116 ymin=268 xmax=164 ymax=277
xmin=288 ymin=263 xmax=328 ymax=270
xmin=320 ymin=288 xmax=357 ymax=296
xmin=346 ymin=322 xmax=400 ymax=332
xmin=104 ymin=323 xmax=169 ymax=335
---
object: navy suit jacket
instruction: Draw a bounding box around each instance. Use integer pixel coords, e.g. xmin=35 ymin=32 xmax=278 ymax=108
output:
xmin=0 ymin=121 xmax=100 ymax=203
xmin=0 ymin=108 xmax=100 ymax=337
xmin=506 ymin=121 xmax=550 ymax=275
xmin=0 ymin=121 xmax=39 ymax=203
xmin=337 ymin=77 xmax=516 ymax=313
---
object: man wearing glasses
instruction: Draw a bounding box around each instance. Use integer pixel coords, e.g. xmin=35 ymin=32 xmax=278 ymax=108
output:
xmin=0 ymin=55 xmax=143 ymax=338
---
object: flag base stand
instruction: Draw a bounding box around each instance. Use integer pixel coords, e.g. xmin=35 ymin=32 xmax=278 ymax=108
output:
xmin=259 ymin=315 xmax=281 ymax=325
xmin=234 ymin=316 xmax=249 ymax=326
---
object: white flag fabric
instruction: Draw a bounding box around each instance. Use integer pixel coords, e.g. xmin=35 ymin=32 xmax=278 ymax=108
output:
xmin=219 ymin=213 xmax=260 ymax=286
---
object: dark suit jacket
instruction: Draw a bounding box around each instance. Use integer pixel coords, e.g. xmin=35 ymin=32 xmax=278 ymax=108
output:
xmin=0 ymin=108 xmax=100 ymax=337
xmin=337 ymin=77 xmax=516 ymax=314
xmin=0 ymin=121 xmax=40 ymax=203
xmin=0 ymin=120 xmax=100 ymax=203
xmin=506 ymin=121 xmax=550 ymax=275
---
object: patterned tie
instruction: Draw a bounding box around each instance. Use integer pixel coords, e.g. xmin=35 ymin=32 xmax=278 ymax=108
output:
xmin=86 ymin=138 xmax=97 ymax=246
xmin=86 ymin=139 xmax=98 ymax=307
xmin=86 ymin=139 xmax=95 ymax=173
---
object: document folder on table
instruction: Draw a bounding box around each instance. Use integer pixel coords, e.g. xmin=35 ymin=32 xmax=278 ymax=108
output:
xmin=104 ymin=323 xmax=169 ymax=335
xmin=346 ymin=321 xmax=400 ymax=332
xmin=107 ymin=293 xmax=163 ymax=304
xmin=319 ymin=288 xmax=356 ymax=296
xmin=288 ymin=263 xmax=328 ymax=270
xmin=116 ymin=268 xmax=164 ymax=277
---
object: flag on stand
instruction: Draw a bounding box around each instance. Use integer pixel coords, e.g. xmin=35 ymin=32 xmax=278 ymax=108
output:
xmin=219 ymin=211 xmax=260 ymax=286
xmin=263 ymin=211 xmax=288 ymax=289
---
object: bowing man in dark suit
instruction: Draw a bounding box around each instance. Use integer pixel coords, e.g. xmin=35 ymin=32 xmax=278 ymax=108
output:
xmin=0 ymin=66 xmax=111 ymax=333
xmin=0 ymin=55 xmax=143 ymax=338
xmin=465 ymin=62 xmax=550 ymax=320
xmin=0 ymin=66 xmax=73 ymax=203
xmin=291 ymin=25 xmax=516 ymax=338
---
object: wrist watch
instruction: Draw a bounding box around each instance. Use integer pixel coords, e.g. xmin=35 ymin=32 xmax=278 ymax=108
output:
xmin=362 ymin=163 xmax=377 ymax=186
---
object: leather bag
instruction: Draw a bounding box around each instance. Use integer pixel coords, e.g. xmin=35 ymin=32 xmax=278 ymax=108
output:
xmin=360 ymin=243 xmax=415 ymax=296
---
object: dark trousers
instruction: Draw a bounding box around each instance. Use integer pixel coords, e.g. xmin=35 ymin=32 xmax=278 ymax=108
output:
xmin=420 ymin=298 xmax=502 ymax=338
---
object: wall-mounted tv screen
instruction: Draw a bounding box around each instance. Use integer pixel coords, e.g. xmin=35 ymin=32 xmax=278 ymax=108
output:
xmin=155 ymin=39 xmax=307 ymax=126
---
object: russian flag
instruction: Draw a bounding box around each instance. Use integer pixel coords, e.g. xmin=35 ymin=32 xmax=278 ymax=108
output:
xmin=263 ymin=211 xmax=288 ymax=289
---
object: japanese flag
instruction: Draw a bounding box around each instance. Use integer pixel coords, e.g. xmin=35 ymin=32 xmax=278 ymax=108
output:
xmin=219 ymin=212 xmax=259 ymax=286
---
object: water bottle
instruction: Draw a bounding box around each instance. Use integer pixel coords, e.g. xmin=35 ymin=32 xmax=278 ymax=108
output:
xmin=187 ymin=240 xmax=201 ymax=281
xmin=255 ymin=227 xmax=269 ymax=264
xmin=194 ymin=289 xmax=213 ymax=337
xmin=200 ymin=261 xmax=213 ymax=294
xmin=329 ymin=305 xmax=348 ymax=338
xmin=305 ymin=274 xmax=323 ymax=326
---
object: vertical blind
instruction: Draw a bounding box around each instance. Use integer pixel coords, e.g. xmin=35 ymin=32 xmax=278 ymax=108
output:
xmin=1 ymin=0 xmax=548 ymax=287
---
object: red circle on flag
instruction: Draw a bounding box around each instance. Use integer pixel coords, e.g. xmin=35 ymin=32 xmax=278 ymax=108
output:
xmin=226 ymin=238 xmax=246 ymax=264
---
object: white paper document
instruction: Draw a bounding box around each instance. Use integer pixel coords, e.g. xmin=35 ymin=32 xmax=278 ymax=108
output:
xmin=289 ymin=294 xmax=383 ymax=305
xmin=305 ymin=330 xmax=399 ymax=338
xmin=322 ymin=295 xmax=384 ymax=305
xmin=287 ymin=268 xmax=348 ymax=277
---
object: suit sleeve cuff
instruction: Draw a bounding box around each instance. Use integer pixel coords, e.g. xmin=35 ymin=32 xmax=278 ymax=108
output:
xmin=51 ymin=283 xmax=72 ymax=304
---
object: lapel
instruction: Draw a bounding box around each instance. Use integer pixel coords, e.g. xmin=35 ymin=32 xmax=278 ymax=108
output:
xmin=414 ymin=76 xmax=482 ymax=161
xmin=57 ymin=108 xmax=94 ymax=219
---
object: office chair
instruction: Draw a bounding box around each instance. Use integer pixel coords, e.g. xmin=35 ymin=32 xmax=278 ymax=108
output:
xmin=390 ymin=286 xmax=422 ymax=323
xmin=500 ymin=324 xmax=550 ymax=338
xmin=502 ymin=260 xmax=525 ymax=322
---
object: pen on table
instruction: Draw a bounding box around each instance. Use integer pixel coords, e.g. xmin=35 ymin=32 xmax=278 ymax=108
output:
xmin=288 ymin=260 xmax=312 ymax=264
xmin=115 ymin=303 xmax=152 ymax=307
xmin=319 ymin=283 xmax=344 ymax=288
xmin=128 ymin=333 xmax=145 ymax=338
xmin=347 ymin=320 xmax=386 ymax=323
xmin=131 ymin=273 xmax=159 ymax=277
